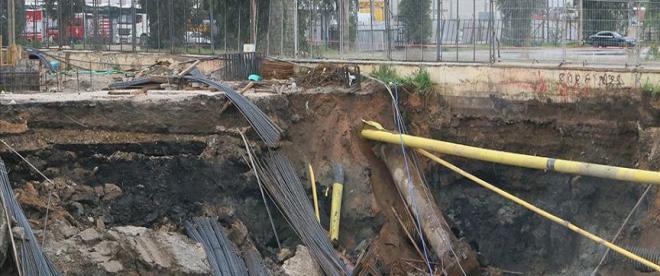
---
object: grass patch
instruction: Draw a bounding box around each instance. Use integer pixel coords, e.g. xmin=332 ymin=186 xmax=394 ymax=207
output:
xmin=370 ymin=65 xmax=435 ymax=96
xmin=642 ymin=79 xmax=660 ymax=98
xmin=371 ymin=65 xmax=403 ymax=85
xmin=403 ymin=68 xmax=433 ymax=96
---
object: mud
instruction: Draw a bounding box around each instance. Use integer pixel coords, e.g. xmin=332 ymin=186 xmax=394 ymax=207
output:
xmin=0 ymin=79 xmax=657 ymax=275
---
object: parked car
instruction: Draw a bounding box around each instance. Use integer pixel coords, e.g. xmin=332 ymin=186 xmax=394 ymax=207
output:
xmin=586 ymin=31 xmax=636 ymax=48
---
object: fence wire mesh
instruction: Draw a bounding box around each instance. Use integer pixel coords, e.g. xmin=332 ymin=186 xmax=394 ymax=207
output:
xmin=3 ymin=0 xmax=660 ymax=68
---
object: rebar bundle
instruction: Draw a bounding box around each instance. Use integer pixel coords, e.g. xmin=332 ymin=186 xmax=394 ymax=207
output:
xmin=609 ymin=246 xmax=660 ymax=273
xmin=255 ymin=152 xmax=348 ymax=276
xmin=185 ymin=217 xmax=248 ymax=276
xmin=0 ymin=159 xmax=60 ymax=276
xmin=186 ymin=76 xmax=283 ymax=147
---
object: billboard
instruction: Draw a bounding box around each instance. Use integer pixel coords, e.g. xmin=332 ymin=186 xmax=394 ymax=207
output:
xmin=358 ymin=0 xmax=385 ymax=23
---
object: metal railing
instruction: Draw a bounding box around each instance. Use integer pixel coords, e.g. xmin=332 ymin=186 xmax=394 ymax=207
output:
xmin=3 ymin=0 xmax=660 ymax=68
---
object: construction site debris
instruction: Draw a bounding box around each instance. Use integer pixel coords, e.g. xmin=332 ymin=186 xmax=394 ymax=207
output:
xmin=282 ymin=245 xmax=324 ymax=276
xmin=260 ymin=59 xmax=295 ymax=80
xmin=45 ymin=223 xmax=210 ymax=275
xmin=299 ymin=64 xmax=361 ymax=88
xmin=78 ymin=228 xmax=102 ymax=244
xmin=102 ymin=183 xmax=123 ymax=202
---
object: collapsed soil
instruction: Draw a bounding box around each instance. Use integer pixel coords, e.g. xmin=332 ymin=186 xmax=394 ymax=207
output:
xmin=0 ymin=79 xmax=658 ymax=275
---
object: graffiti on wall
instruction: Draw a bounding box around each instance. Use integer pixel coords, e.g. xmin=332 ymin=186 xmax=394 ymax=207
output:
xmin=557 ymin=72 xmax=624 ymax=89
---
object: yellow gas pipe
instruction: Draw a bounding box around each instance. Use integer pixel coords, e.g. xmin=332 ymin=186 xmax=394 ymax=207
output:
xmin=308 ymin=163 xmax=320 ymax=222
xmin=329 ymin=165 xmax=344 ymax=242
xmin=416 ymin=148 xmax=660 ymax=272
xmin=360 ymin=124 xmax=660 ymax=185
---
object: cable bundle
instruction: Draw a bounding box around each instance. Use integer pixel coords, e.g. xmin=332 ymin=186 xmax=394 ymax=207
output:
xmin=254 ymin=152 xmax=347 ymax=276
xmin=186 ymin=76 xmax=283 ymax=147
xmin=185 ymin=217 xmax=248 ymax=276
xmin=0 ymin=159 xmax=60 ymax=276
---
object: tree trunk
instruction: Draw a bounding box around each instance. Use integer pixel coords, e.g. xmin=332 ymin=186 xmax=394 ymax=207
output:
xmin=340 ymin=0 xmax=350 ymax=53
xmin=250 ymin=0 xmax=257 ymax=44
xmin=373 ymin=144 xmax=479 ymax=274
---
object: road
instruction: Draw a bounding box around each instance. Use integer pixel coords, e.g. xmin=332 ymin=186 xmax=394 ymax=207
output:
xmin=305 ymin=46 xmax=658 ymax=68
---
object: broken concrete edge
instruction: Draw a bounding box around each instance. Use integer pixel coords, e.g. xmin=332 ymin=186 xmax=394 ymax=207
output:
xmin=0 ymin=90 xmax=224 ymax=105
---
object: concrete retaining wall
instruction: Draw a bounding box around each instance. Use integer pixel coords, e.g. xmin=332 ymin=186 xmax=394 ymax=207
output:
xmin=295 ymin=60 xmax=660 ymax=104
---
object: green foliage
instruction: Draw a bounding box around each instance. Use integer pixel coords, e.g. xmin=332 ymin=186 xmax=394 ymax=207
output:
xmin=403 ymin=68 xmax=433 ymax=96
xmin=497 ymin=0 xmax=546 ymax=46
xmin=650 ymin=45 xmax=659 ymax=60
xmin=0 ymin=0 xmax=26 ymax=47
xmin=44 ymin=0 xmax=85 ymax=44
xmin=371 ymin=65 xmax=402 ymax=85
xmin=582 ymin=1 xmax=628 ymax=37
xmin=399 ymin=0 xmax=432 ymax=44
xmin=642 ymin=79 xmax=660 ymax=97
xmin=140 ymin=0 xmax=191 ymax=49
xmin=371 ymin=66 xmax=434 ymax=96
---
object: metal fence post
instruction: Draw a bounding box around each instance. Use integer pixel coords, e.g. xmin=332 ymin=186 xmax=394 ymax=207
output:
xmin=225 ymin=0 xmax=228 ymax=53
xmin=473 ymin=0 xmax=476 ymax=62
xmin=294 ymin=0 xmax=298 ymax=58
xmin=185 ymin=0 xmax=189 ymax=54
xmin=280 ymin=0 xmax=284 ymax=56
xmin=58 ymin=0 xmax=63 ymax=49
xmin=488 ymin=0 xmax=497 ymax=64
xmin=132 ymin=0 xmax=137 ymax=52
xmin=120 ymin=0 xmax=124 ymax=51
xmin=169 ymin=0 xmax=174 ymax=54
xmin=107 ymin=0 xmax=111 ymax=51
xmin=339 ymin=0 xmax=344 ymax=57
xmin=436 ymin=0 xmax=442 ymax=61
xmin=561 ymin=0 xmax=567 ymax=63
xmin=455 ymin=0 xmax=459 ymax=62
xmin=370 ymin=0 xmax=374 ymax=58
xmin=210 ymin=0 xmax=216 ymax=54
xmin=237 ymin=1 xmax=241 ymax=52
xmin=385 ymin=0 xmax=391 ymax=60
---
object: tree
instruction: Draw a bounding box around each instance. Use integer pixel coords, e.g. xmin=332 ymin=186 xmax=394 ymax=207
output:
xmin=582 ymin=1 xmax=628 ymax=38
xmin=497 ymin=0 xmax=545 ymax=46
xmin=1 ymin=0 xmax=25 ymax=46
xmin=44 ymin=0 xmax=85 ymax=45
xmin=644 ymin=0 xmax=660 ymax=41
xmin=399 ymin=0 xmax=431 ymax=44
xmin=139 ymin=0 xmax=191 ymax=49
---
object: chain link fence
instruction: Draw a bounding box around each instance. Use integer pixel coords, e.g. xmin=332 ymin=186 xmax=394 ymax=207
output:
xmin=4 ymin=0 xmax=660 ymax=67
